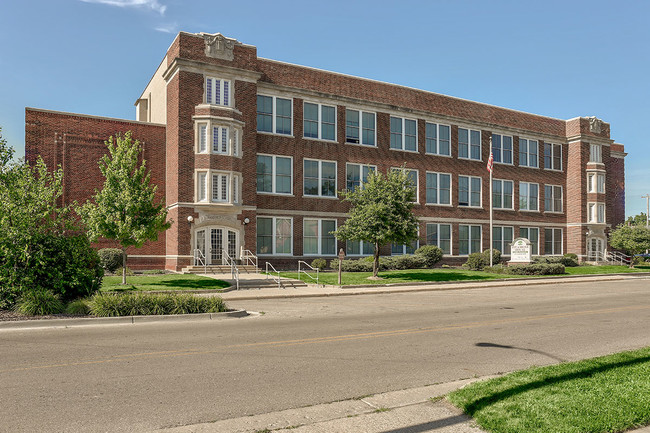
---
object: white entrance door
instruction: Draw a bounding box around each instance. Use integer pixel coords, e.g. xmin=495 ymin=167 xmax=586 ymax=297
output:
xmin=195 ymin=227 xmax=238 ymax=265
xmin=587 ymin=237 xmax=605 ymax=261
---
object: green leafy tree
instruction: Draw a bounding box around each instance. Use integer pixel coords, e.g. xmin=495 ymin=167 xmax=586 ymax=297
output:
xmin=609 ymin=224 xmax=650 ymax=267
xmin=80 ymin=132 xmax=172 ymax=284
xmin=334 ymin=167 xmax=419 ymax=278
xmin=0 ymin=128 xmax=102 ymax=308
xmin=625 ymin=213 xmax=649 ymax=227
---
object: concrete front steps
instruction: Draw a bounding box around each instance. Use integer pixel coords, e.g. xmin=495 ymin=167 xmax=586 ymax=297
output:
xmin=181 ymin=265 xmax=260 ymax=274
xmin=182 ymin=266 xmax=310 ymax=290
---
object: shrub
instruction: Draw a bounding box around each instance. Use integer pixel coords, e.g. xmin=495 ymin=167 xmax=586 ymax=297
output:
xmin=114 ymin=266 xmax=134 ymax=277
xmin=15 ymin=290 xmax=65 ymax=316
xmin=88 ymin=293 xmax=227 ymax=317
xmin=65 ymin=299 xmax=90 ymax=315
xmin=98 ymin=248 xmax=123 ymax=273
xmin=311 ymin=258 xmax=327 ymax=271
xmin=465 ymin=249 xmax=501 ymax=271
xmin=388 ymin=254 xmax=428 ymax=270
xmin=142 ymin=269 xmax=165 ymax=275
xmin=534 ymin=255 xmax=578 ymax=267
xmin=484 ymin=263 xmax=565 ymax=276
xmin=415 ymin=245 xmax=443 ymax=267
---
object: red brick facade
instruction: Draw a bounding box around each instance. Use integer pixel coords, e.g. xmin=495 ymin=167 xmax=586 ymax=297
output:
xmin=25 ymin=32 xmax=626 ymax=270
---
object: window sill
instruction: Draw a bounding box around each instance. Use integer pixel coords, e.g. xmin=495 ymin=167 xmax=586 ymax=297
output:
xmin=543 ymin=168 xmax=563 ymax=172
xmin=458 ymin=157 xmax=483 ymax=162
xmin=425 ymin=203 xmax=453 ymax=207
xmin=519 ymin=209 xmax=540 ymax=213
xmin=424 ymin=152 xmax=452 ymax=158
xmin=518 ymin=165 xmax=539 ymax=169
xmin=493 ymin=207 xmax=516 ymax=211
xmin=458 ymin=205 xmax=483 ymax=209
xmin=302 ymin=195 xmax=339 ymax=200
xmin=257 ymin=131 xmax=294 ymax=138
xmin=345 ymin=141 xmax=377 ymax=148
xmin=257 ymin=192 xmax=294 ymax=197
xmin=389 ymin=147 xmax=419 ymax=154
xmin=304 ymin=136 xmax=338 ymax=144
xmin=544 ymin=211 xmax=564 ymax=215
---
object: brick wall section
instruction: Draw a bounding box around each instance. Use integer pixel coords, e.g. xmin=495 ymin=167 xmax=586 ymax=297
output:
xmin=25 ymin=108 xmax=168 ymax=266
xmin=608 ymin=145 xmax=626 ymax=228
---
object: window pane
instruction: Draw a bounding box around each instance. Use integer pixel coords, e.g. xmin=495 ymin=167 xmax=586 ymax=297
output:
xmin=346 ymin=109 xmax=359 ymax=143
xmin=503 ymin=136 xmax=512 ymax=164
xmin=275 ymin=157 xmax=292 ymax=194
xmin=471 ymin=177 xmax=481 ymax=207
xmin=426 ymin=223 xmax=438 ymax=245
xmin=256 ymin=218 xmax=273 ymax=254
xmin=404 ymin=119 xmax=417 ymax=151
xmin=492 ymin=134 xmax=501 ymax=163
xmin=439 ymin=174 xmax=451 ymax=204
xmin=426 ymin=123 xmax=437 ymax=154
xmin=390 ymin=117 xmax=402 ymax=149
xmin=458 ymin=128 xmax=468 ymax=158
xmin=470 ymin=130 xmax=481 ymax=160
xmin=304 ymin=160 xmax=319 ymax=195
xmin=346 ymin=240 xmax=360 ymax=255
xmin=459 ymin=176 xmax=469 ymax=206
xmin=347 ymin=164 xmax=360 ymax=191
xmin=256 ymin=156 xmax=273 ymax=192
xmin=362 ymin=112 xmax=375 ymax=146
xmin=426 ymin=173 xmax=438 ymax=204
xmin=321 ymin=162 xmax=336 ymax=197
xmin=322 ymin=105 xmax=336 ymax=140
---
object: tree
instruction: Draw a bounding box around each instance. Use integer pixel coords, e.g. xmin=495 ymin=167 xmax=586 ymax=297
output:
xmin=609 ymin=224 xmax=650 ymax=267
xmin=625 ymin=213 xmax=649 ymax=227
xmin=80 ymin=132 xmax=171 ymax=284
xmin=0 ymin=128 xmax=103 ymax=308
xmin=334 ymin=167 xmax=419 ymax=278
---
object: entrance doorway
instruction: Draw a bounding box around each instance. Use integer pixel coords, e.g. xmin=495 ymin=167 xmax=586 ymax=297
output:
xmin=194 ymin=227 xmax=238 ymax=265
xmin=587 ymin=237 xmax=605 ymax=261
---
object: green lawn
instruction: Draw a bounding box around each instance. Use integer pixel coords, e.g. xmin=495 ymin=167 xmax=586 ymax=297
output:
xmin=281 ymin=265 xmax=650 ymax=286
xmin=448 ymin=347 xmax=650 ymax=433
xmin=101 ymin=274 xmax=230 ymax=292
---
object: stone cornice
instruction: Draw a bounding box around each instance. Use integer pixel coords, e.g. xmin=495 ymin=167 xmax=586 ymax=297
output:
xmin=567 ymin=134 xmax=614 ymax=146
xmin=163 ymin=57 xmax=262 ymax=83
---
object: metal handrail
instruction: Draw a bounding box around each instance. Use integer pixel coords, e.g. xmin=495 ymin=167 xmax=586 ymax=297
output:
xmin=606 ymin=251 xmax=631 ymax=266
xmin=298 ymin=260 xmax=319 ymax=285
xmin=241 ymin=248 xmax=259 ymax=270
xmin=265 ymin=262 xmax=281 ymax=288
xmin=193 ymin=249 xmax=207 ymax=274
xmin=222 ymin=249 xmax=240 ymax=290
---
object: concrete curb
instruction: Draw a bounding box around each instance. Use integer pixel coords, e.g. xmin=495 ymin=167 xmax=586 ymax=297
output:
xmin=0 ymin=309 xmax=249 ymax=331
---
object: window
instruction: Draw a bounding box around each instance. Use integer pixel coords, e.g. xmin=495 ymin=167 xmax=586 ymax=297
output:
xmin=544 ymin=185 xmax=563 ymax=213
xmin=459 ymin=128 xmax=481 ymax=160
xmin=425 ymin=123 xmax=451 ymax=156
xmin=426 ymin=172 xmax=451 ymax=205
xmin=304 ymin=102 xmax=336 ymax=141
xmin=346 ymin=110 xmax=376 ymax=146
xmin=544 ymin=143 xmax=562 ymax=170
xmin=205 ymin=77 xmax=231 ymax=106
xmin=256 ymin=155 xmax=292 ymax=194
xmin=493 ymin=226 xmax=513 ymax=255
xmin=304 ymin=159 xmax=337 ymax=197
xmin=346 ymin=240 xmax=375 ymax=256
xmin=544 ymin=228 xmax=562 ymax=255
xmin=257 ymin=95 xmax=292 ymax=135
xmin=303 ymin=219 xmax=336 ymax=256
xmin=257 ymin=217 xmax=292 ymax=255
xmin=491 ymin=134 xmax=513 ymax=164
xmin=459 ymin=175 xmax=481 ymax=207
xmin=392 ymin=168 xmax=418 ymax=202
xmin=390 ymin=117 xmax=417 ymax=151
xmin=426 ymin=223 xmax=451 ymax=255
xmin=519 ymin=182 xmax=539 ymax=211
xmin=519 ymin=138 xmax=538 ymax=168
xmin=196 ymin=122 xmax=240 ymax=156
xmin=197 ymin=172 xmax=207 ymax=202
xmin=588 ymin=203 xmax=606 ymax=223
xmin=492 ymin=179 xmax=514 ymax=210
xmin=211 ymin=173 xmax=229 ymax=202
xmin=519 ymin=227 xmax=539 ymax=255
xmin=459 ymin=225 xmax=482 ymax=255
xmin=590 ymin=143 xmax=602 ymax=163
xmin=588 ymin=173 xmax=606 ymax=193
xmin=197 ymin=171 xmax=239 ymax=204
xmin=391 ymin=239 xmax=418 ymax=255
xmin=346 ymin=163 xmax=376 ymax=191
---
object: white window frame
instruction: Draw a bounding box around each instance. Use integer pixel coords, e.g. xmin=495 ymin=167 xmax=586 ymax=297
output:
xmin=303 ymin=102 xmax=337 ymax=142
xmin=392 ymin=167 xmax=419 ymax=203
xmin=519 ymin=227 xmax=540 ymax=255
xmin=491 ymin=133 xmax=513 ymax=165
xmin=544 ymin=228 xmax=563 ymax=255
xmin=303 ymin=218 xmax=337 ymax=256
xmin=544 ymin=142 xmax=563 ymax=171
xmin=346 ymin=240 xmax=375 ymax=256
xmin=425 ymin=122 xmax=451 ymax=156
xmin=519 ymin=181 xmax=539 ymax=212
xmin=391 ymin=237 xmax=419 ymax=256
xmin=587 ymin=172 xmax=606 ymax=193
xmin=425 ymin=171 xmax=452 ymax=206
xmin=197 ymin=171 xmax=207 ymax=202
xmin=345 ymin=109 xmax=377 ymax=146
xmin=256 ymin=216 xmax=293 ymax=256
xmin=459 ymin=224 xmax=482 ymax=256
xmin=257 ymin=94 xmax=293 ymax=136
xmin=346 ymin=163 xmax=376 ymax=191
xmin=493 ymin=226 xmax=514 ymax=255
xmin=256 ymin=154 xmax=293 ymax=195
xmin=390 ymin=116 xmax=418 ymax=152
xmin=205 ymin=77 xmax=232 ymax=106
xmin=458 ymin=175 xmax=482 ymax=208
xmin=303 ymin=158 xmax=337 ymax=198
xmin=458 ymin=128 xmax=482 ymax=161
xmin=544 ymin=184 xmax=563 ymax=213
xmin=195 ymin=170 xmax=240 ymax=205
xmin=588 ymin=202 xmax=606 ymax=224
xmin=590 ymin=143 xmax=603 ymax=163
xmin=492 ymin=179 xmax=514 ymax=210
xmin=195 ymin=120 xmax=241 ymax=156
xmin=519 ymin=138 xmax=539 ymax=168
xmin=426 ymin=223 xmax=452 ymax=255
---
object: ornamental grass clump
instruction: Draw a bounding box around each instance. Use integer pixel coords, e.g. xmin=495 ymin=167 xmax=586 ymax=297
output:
xmin=88 ymin=293 xmax=226 ymax=317
xmin=15 ymin=290 xmax=65 ymax=316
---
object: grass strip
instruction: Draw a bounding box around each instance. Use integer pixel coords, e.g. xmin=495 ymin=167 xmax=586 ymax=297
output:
xmin=448 ymin=347 xmax=650 ymax=433
xmin=101 ymin=274 xmax=230 ymax=292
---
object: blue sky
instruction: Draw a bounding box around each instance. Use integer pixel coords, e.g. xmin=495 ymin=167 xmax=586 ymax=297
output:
xmin=0 ymin=0 xmax=648 ymax=217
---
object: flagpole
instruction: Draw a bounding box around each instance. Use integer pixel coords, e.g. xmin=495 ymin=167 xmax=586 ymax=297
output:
xmin=488 ymin=137 xmax=493 ymax=267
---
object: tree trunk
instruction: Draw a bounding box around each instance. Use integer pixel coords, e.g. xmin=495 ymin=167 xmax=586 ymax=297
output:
xmin=122 ymin=247 xmax=127 ymax=285
xmin=373 ymin=242 xmax=380 ymax=278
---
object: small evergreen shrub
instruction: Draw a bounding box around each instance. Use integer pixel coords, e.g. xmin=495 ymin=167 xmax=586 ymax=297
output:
xmin=98 ymin=248 xmax=123 ymax=273
xmin=65 ymin=299 xmax=90 ymax=315
xmin=415 ymin=245 xmax=443 ymax=267
xmin=534 ymin=255 xmax=578 ymax=267
xmin=114 ymin=266 xmax=135 ymax=277
xmin=484 ymin=263 xmax=565 ymax=275
xmin=15 ymin=290 xmax=65 ymax=316
xmin=311 ymin=258 xmax=327 ymax=271
xmin=88 ymin=293 xmax=227 ymax=317
xmin=389 ymin=254 xmax=428 ymax=270
xmin=465 ymin=249 xmax=502 ymax=271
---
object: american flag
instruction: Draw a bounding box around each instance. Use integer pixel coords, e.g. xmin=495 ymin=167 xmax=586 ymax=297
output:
xmin=487 ymin=151 xmax=494 ymax=173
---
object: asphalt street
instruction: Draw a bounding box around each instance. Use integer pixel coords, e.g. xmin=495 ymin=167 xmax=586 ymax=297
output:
xmin=2 ymin=276 xmax=650 ymax=432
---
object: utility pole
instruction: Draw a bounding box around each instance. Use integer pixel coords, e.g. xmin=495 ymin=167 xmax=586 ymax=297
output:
xmin=644 ymin=194 xmax=650 ymax=228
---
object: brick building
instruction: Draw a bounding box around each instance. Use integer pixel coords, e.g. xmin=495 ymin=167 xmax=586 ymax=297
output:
xmin=25 ymin=32 xmax=626 ymax=270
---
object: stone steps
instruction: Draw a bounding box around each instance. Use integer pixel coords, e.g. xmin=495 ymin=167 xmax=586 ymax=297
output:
xmin=181 ymin=265 xmax=260 ymax=274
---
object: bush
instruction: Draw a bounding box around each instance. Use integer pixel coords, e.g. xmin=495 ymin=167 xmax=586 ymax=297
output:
xmin=330 ymin=259 xmax=374 ymax=272
xmin=534 ymin=255 xmax=578 ymax=267
xmin=88 ymin=293 xmax=227 ymax=317
xmin=484 ymin=263 xmax=565 ymax=276
xmin=65 ymin=299 xmax=90 ymax=315
xmin=388 ymin=254 xmax=428 ymax=270
xmin=142 ymin=269 xmax=165 ymax=275
xmin=98 ymin=248 xmax=123 ymax=273
xmin=114 ymin=266 xmax=134 ymax=277
xmin=465 ymin=249 xmax=501 ymax=271
xmin=311 ymin=258 xmax=327 ymax=271
xmin=415 ymin=245 xmax=443 ymax=267
xmin=15 ymin=290 xmax=65 ymax=316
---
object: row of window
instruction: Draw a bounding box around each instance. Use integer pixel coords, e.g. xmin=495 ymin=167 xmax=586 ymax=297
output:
xmin=255 ymin=156 xmax=565 ymax=212
xmin=196 ymin=171 xmax=241 ymax=204
xmin=255 ymin=216 xmax=564 ymax=257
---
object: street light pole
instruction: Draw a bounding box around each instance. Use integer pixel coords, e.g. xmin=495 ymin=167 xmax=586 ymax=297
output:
xmin=644 ymin=194 xmax=650 ymax=227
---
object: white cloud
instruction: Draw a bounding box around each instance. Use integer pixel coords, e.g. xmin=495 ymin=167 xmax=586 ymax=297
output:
xmin=80 ymin=0 xmax=167 ymax=15
xmin=154 ymin=22 xmax=178 ymax=34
